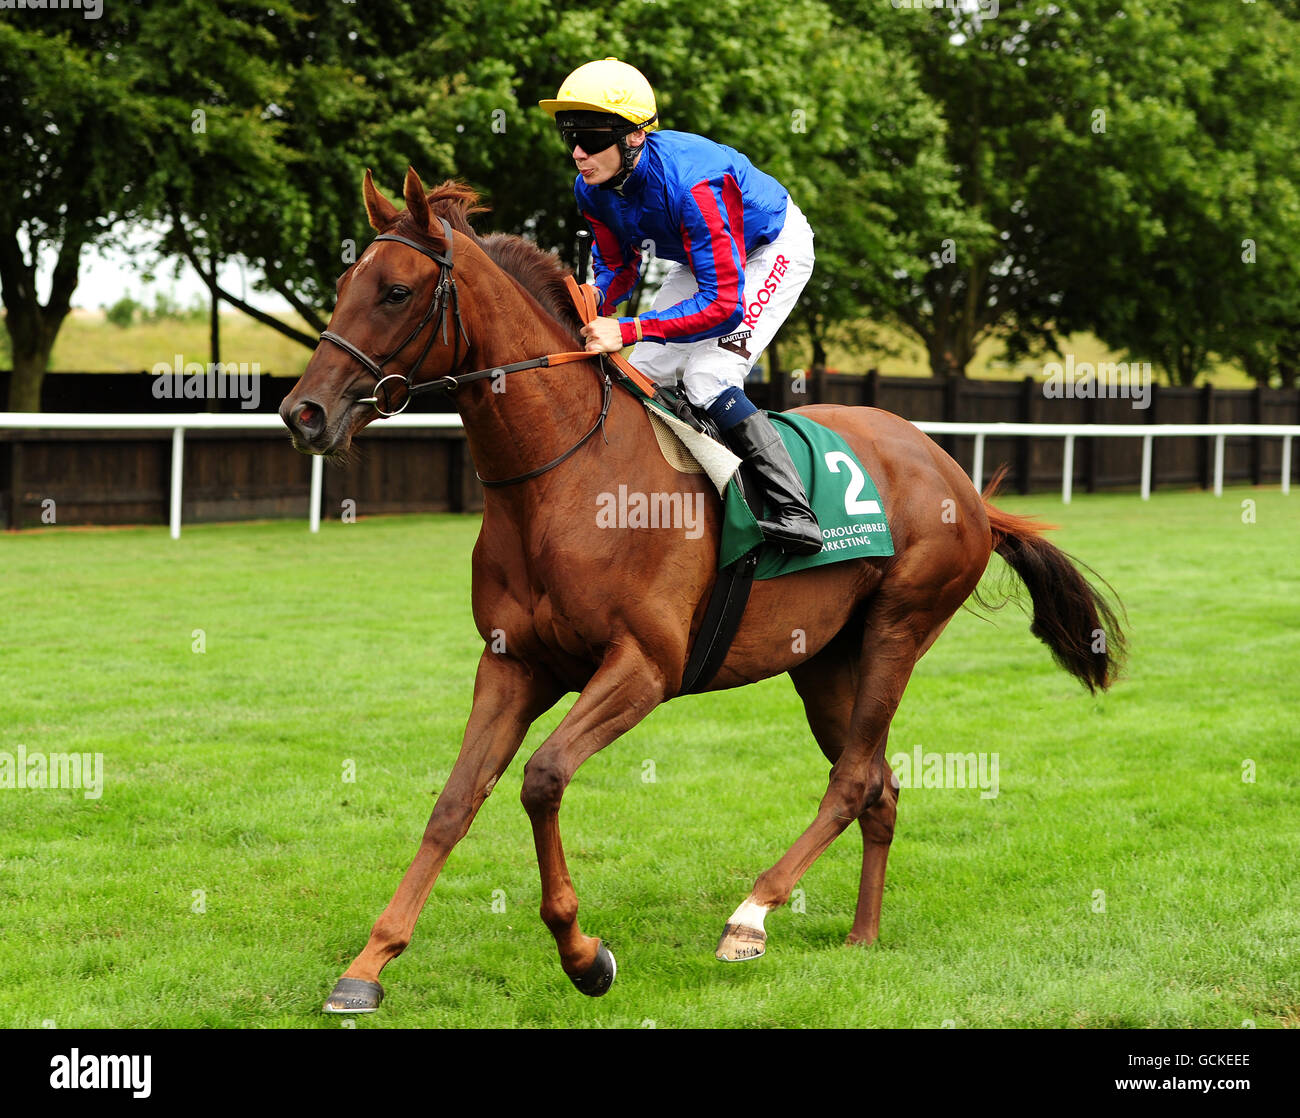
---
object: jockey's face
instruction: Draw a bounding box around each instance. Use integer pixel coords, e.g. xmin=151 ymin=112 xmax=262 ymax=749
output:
xmin=572 ymin=130 xmax=645 ymax=185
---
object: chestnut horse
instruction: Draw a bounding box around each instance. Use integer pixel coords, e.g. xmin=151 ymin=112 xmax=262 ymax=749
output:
xmin=280 ymin=169 xmax=1124 ymax=1012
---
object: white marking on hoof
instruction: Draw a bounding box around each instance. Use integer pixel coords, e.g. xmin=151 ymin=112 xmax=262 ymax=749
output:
xmin=727 ymin=898 xmax=771 ymax=932
xmin=716 ymin=896 xmax=771 ymax=962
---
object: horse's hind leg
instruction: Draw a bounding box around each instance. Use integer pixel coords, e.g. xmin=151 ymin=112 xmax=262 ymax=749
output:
xmin=763 ymin=641 xmax=900 ymax=950
xmin=849 ymin=748 xmax=899 ymax=946
xmin=717 ymin=594 xmax=951 ymax=962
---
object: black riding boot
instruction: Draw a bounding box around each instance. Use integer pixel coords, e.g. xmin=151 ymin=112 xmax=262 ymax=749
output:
xmin=724 ymin=412 xmax=823 ymax=556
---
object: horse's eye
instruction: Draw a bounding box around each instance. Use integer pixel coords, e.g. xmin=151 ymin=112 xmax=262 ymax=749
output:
xmin=385 ymin=286 xmax=411 ymax=304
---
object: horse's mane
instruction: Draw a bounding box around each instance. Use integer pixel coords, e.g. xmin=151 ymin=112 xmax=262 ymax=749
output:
xmin=392 ymin=179 xmax=584 ymax=341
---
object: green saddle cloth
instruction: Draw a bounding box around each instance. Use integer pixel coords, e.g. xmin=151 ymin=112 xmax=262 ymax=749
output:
xmin=720 ymin=412 xmax=894 ymax=578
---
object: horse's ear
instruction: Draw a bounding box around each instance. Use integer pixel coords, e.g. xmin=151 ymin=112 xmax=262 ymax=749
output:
xmin=363 ymin=169 xmax=399 ymax=232
xmin=403 ymin=166 xmax=433 ymax=233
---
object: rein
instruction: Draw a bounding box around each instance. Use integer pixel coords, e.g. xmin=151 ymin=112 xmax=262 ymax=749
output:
xmin=317 ymin=217 xmax=610 ymax=488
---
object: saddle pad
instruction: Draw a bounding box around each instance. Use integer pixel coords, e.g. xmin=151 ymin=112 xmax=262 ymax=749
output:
xmin=720 ymin=412 xmax=895 ymax=578
xmin=646 ymin=410 xmax=706 ymax=475
xmin=643 ymin=403 xmax=740 ymax=496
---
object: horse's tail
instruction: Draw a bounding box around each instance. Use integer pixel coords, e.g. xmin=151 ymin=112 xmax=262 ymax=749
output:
xmin=980 ymin=468 xmax=1126 ymax=693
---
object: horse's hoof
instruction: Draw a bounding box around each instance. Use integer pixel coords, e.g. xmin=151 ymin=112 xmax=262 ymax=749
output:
xmin=716 ymin=922 xmax=767 ymax=962
xmin=322 ymin=976 xmax=385 ymax=1014
xmin=569 ymin=940 xmax=617 ymax=997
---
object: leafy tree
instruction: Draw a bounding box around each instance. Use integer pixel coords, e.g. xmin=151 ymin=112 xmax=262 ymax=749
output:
xmin=104 ymin=295 xmax=140 ymax=329
xmin=835 ymin=0 xmax=1135 ymax=376
xmin=845 ymin=0 xmax=1300 ymax=383
xmin=0 ymin=2 xmax=290 ymax=409
xmin=11 ymin=0 xmax=1292 ymax=405
xmin=0 ymin=21 xmax=149 ymax=409
xmin=1053 ymin=0 xmax=1300 ymax=386
xmin=159 ymin=0 xmax=968 ymax=377
xmin=430 ymin=0 xmax=970 ymax=375
xmin=0 ymin=0 xmax=986 ymax=398
xmin=613 ymin=0 xmax=979 ymax=373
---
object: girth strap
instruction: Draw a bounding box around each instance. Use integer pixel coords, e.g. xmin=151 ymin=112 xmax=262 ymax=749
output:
xmin=678 ymin=468 xmax=763 ymax=695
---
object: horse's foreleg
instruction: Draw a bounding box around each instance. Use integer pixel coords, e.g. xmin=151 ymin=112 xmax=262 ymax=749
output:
xmin=324 ymin=652 xmax=560 ymax=1012
xmin=519 ymin=643 xmax=667 ymax=996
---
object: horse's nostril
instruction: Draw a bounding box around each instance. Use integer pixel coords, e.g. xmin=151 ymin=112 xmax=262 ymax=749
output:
xmin=294 ymin=401 xmax=325 ymax=438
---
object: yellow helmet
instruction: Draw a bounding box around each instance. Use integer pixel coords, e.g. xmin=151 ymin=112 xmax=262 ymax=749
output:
xmin=538 ymin=58 xmax=659 ymax=131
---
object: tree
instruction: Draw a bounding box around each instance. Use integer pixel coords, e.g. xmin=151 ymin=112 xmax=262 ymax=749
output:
xmin=0 ymin=24 xmax=146 ymax=409
xmin=522 ymin=0 xmax=974 ymax=373
xmin=0 ymin=3 xmax=291 ymax=409
xmin=0 ymin=0 xmax=986 ymax=398
xmin=836 ymin=0 xmax=1136 ymax=376
xmin=1053 ymin=0 xmax=1300 ymax=386
xmin=845 ymin=0 xmax=1300 ymax=383
xmin=155 ymin=0 xmax=970 ymax=376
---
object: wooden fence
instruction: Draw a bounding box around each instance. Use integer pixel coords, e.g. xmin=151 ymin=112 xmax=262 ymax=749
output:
xmin=1 ymin=370 xmax=1296 ymax=529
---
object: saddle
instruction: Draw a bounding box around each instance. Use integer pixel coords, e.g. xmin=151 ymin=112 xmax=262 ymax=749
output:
xmin=651 ymin=383 xmax=726 ymax=441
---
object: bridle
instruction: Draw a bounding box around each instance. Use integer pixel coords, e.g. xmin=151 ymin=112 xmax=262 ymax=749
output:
xmin=317 ymin=217 xmax=610 ymax=488
xmin=319 ymin=218 xmax=471 ymax=419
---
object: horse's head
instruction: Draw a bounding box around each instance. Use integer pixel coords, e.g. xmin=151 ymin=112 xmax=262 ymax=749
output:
xmin=281 ymin=167 xmax=469 ymax=455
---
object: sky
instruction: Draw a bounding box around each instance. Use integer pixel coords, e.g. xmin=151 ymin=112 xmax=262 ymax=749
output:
xmin=53 ymin=225 xmax=283 ymax=315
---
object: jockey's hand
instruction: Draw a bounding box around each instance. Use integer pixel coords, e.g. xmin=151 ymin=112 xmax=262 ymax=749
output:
xmin=581 ymin=316 xmax=625 ymax=354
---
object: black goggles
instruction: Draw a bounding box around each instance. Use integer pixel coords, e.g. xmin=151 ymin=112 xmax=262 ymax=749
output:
xmin=558 ymin=125 xmax=625 ymax=156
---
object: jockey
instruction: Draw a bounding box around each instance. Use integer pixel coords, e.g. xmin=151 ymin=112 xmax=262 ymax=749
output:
xmin=540 ymin=58 xmax=822 ymax=556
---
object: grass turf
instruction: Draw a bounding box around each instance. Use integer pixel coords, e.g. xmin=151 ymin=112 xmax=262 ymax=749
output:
xmin=0 ymin=487 xmax=1296 ymax=1028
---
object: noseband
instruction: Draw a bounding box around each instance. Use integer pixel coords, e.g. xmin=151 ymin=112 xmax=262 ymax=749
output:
xmin=315 ymin=218 xmax=611 ymax=487
xmin=318 ymin=218 xmax=470 ymax=418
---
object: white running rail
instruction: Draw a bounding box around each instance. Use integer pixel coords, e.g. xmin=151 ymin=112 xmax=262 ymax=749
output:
xmin=0 ymin=413 xmax=1293 ymax=536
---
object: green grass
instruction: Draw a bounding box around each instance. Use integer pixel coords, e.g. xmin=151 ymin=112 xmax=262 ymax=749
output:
xmin=1 ymin=489 xmax=1296 ymax=1028
xmin=47 ymin=308 xmax=317 ymax=380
